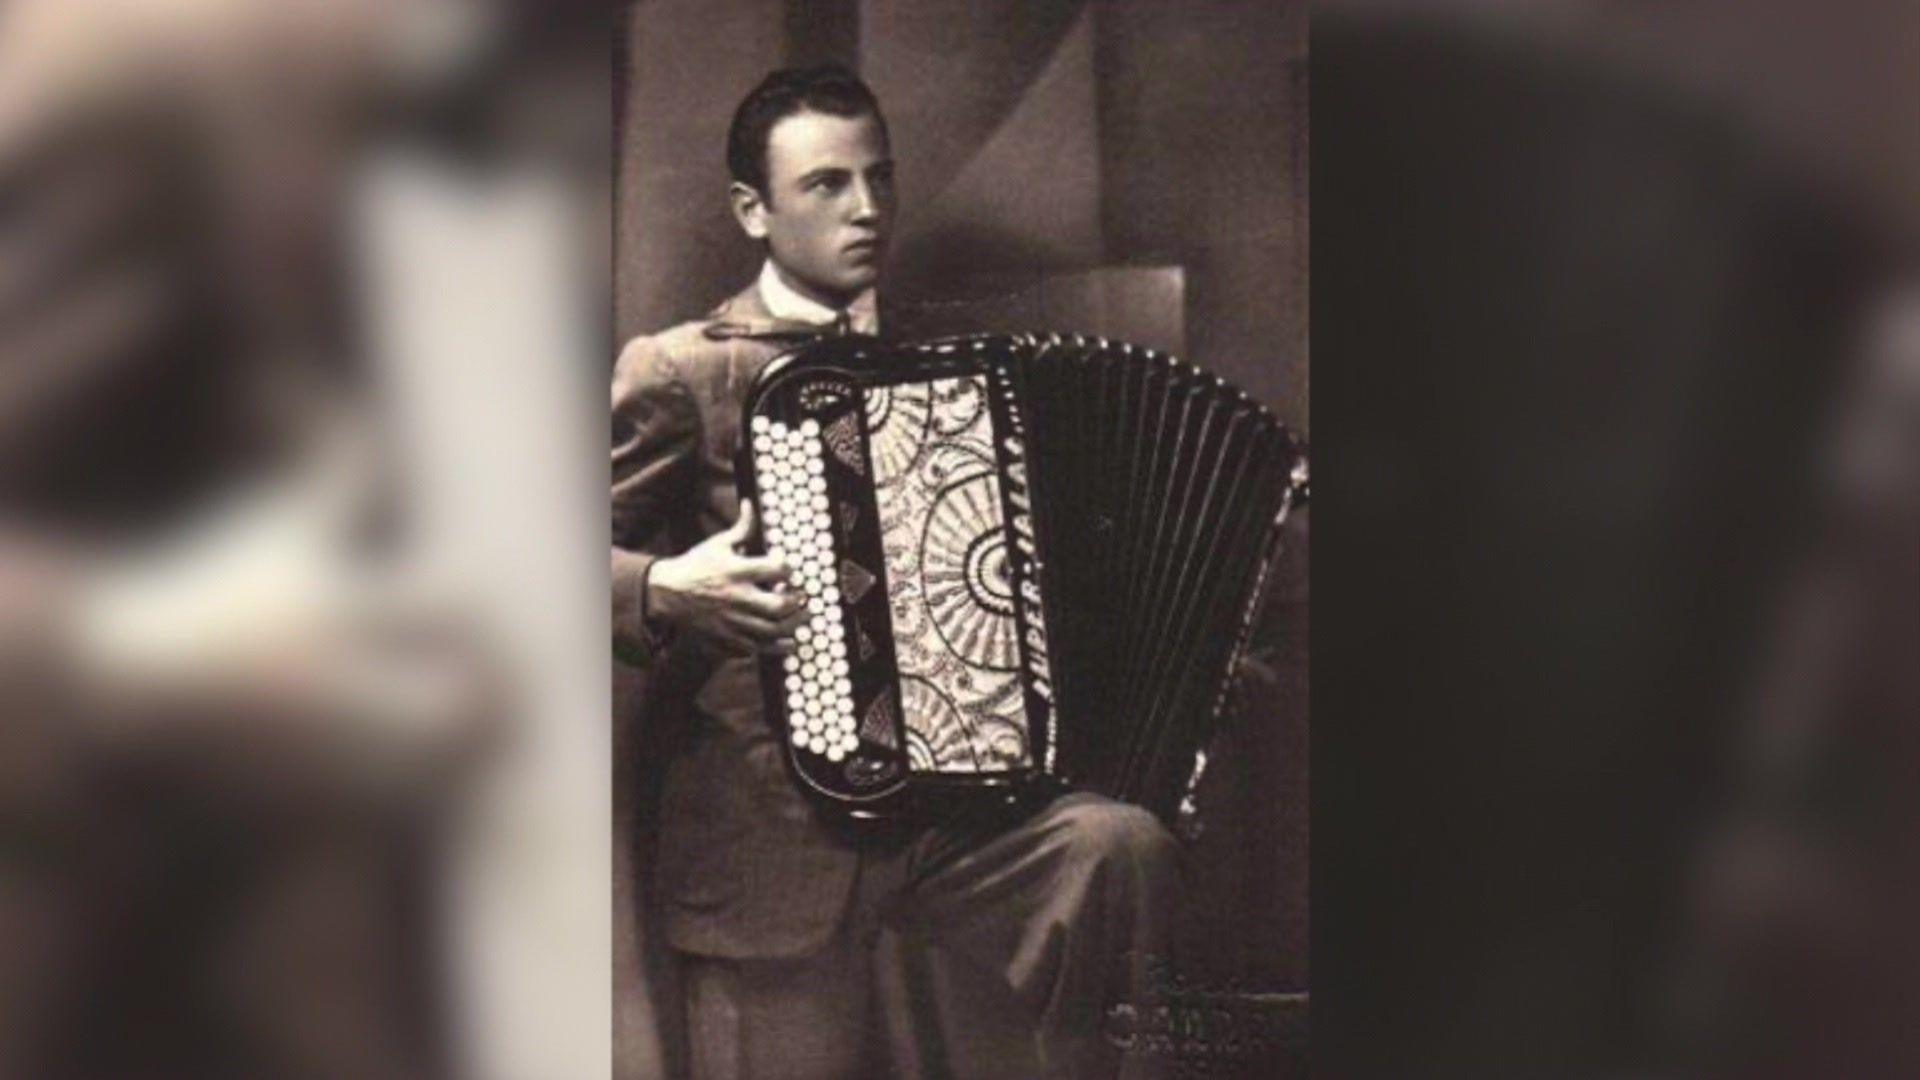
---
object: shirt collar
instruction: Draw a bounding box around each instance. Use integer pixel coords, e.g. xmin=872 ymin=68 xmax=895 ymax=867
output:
xmin=757 ymin=260 xmax=879 ymax=334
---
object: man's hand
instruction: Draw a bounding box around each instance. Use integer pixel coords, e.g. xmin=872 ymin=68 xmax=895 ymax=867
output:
xmin=647 ymin=500 xmax=804 ymax=654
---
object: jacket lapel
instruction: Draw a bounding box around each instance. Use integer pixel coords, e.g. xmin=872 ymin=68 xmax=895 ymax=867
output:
xmin=703 ymin=282 xmax=830 ymax=343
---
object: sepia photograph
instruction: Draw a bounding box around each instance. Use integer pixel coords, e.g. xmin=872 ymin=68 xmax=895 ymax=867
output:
xmin=7 ymin=0 xmax=1920 ymax=1076
xmin=613 ymin=2 xmax=1308 ymax=1076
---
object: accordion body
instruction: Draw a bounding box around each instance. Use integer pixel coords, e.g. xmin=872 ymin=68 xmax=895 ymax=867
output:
xmin=737 ymin=334 xmax=1304 ymax=825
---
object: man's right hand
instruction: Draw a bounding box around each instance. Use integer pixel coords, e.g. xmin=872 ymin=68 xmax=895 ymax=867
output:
xmin=647 ymin=500 xmax=805 ymax=654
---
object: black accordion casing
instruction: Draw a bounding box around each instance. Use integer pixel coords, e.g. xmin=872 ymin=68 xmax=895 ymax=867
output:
xmin=736 ymin=334 xmax=1305 ymax=826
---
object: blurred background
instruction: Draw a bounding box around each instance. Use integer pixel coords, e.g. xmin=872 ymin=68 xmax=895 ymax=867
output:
xmin=1314 ymin=1 xmax=1918 ymax=1076
xmin=0 ymin=1 xmax=608 ymax=1077
xmin=616 ymin=2 xmax=1309 ymax=1076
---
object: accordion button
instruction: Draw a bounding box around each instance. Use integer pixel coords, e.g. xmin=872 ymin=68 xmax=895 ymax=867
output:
xmin=752 ymin=416 xmax=770 ymax=433
xmin=801 ymin=419 xmax=820 ymax=436
xmin=790 ymin=729 xmax=808 ymax=747
xmin=806 ymin=458 xmax=825 ymax=476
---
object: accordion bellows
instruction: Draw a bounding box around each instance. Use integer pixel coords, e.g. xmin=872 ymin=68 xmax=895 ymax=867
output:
xmin=738 ymin=334 xmax=1305 ymax=825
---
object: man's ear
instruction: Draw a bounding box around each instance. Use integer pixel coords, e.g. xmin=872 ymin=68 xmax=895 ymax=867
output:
xmin=729 ymin=181 xmax=770 ymax=240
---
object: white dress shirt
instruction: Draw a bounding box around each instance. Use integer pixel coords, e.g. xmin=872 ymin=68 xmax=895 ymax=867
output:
xmin=757 ymin=260 xmax=879 ymax=335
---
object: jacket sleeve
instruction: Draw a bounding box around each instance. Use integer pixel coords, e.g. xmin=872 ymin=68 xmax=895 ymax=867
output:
xmin=611 ymin=334 xmax=703 ymax=669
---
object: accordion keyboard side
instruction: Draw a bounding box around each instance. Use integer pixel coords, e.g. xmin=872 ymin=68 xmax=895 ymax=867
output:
xmin=741 ymin=356 xmax=909 ymax=812
xmin=738 ymin=340 xmax=1059 ymax=817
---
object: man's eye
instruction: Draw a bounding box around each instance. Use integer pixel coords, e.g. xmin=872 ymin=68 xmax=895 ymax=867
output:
xmin=813 ymin=176 xmax=847 ymax=193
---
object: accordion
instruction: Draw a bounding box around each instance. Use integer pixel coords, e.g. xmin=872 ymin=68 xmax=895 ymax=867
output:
xmin=737 ymin=333 xmax=1305 ymax=826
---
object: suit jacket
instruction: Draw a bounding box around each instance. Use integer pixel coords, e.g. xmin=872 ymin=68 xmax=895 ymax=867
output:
xmin=614 ymin=282 xmax=901 ymax=959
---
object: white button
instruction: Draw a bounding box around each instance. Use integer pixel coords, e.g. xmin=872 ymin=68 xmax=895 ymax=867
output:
xmin=790 ymin=728 xmax=808 ymax=747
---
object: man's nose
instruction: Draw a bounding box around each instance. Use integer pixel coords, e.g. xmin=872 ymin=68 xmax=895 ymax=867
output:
xmin=848 ymin=178 xmax=881 ymax=224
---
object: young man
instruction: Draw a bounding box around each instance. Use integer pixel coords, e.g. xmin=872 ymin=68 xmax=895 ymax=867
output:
xmin=614 ymin=66 xmax=1176 ymax=1079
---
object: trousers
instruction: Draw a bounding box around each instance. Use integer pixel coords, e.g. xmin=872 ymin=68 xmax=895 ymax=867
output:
xmin=678 ymin=792 xmax=1179 ymax=1079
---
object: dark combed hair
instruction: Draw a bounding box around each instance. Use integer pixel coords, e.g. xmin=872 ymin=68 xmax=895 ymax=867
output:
xmin=726 ymin=64 xmax=887 ymax=197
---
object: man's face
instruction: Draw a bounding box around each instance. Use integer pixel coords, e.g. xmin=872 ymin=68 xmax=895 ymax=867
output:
xmin=734 ymin=109 xmax=895 ymax=308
